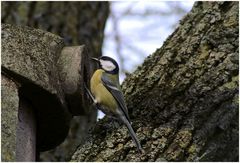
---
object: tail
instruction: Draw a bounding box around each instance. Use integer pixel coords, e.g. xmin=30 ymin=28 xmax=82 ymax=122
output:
xmin=120 ymin=115 xmax=143 ymax=153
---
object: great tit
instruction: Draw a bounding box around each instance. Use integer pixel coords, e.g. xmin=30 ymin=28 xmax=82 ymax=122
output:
xmin=87 ymin=56 xmax=143 ymax=153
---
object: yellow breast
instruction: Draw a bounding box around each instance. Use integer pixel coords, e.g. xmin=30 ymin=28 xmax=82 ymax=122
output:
xmin=90 ymin=69 xmax=118 ymax=112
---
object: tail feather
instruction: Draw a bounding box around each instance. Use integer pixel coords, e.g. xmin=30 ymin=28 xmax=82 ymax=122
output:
xmin=120 ymin=115 xmax=143 ymax=153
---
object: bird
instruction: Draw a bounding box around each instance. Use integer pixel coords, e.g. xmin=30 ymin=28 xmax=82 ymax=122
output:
xmin=85 ymin=56 xmax=143 ymax=153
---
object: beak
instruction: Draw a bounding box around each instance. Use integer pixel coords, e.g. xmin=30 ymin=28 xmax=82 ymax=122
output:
xmin=91 ymin=57 xmax=99 ymax=62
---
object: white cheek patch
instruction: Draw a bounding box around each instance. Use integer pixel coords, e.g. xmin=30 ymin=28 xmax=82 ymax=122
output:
xmin=100 ymin=60 xmax=116 ymax=71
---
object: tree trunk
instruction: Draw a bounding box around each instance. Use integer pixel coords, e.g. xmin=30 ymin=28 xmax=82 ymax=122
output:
xmin=71 ymin=2 xmax=238 ymax=161
xmin=1 ymin=2 xmax=109 ymax=161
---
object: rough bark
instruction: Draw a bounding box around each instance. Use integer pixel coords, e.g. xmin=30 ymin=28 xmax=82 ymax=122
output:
xmin=71 ymin=2 xmax=238 ymax=162
xmin=1 ymin=1 xmax=109 ymax=161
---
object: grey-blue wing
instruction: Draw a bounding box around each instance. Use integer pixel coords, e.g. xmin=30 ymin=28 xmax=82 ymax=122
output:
xmin=101 ymin=74 xmax=131 ymax=122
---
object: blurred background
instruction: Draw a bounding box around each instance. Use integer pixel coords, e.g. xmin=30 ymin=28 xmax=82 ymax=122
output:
xmin=99 ymin=1 xmax=195 ymax=119
xmin=103 ymin=1 xmax=194 ymax=82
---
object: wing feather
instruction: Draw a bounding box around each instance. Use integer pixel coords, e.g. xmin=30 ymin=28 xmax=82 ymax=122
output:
xmin=101 ymin=74 xmax=131 ymax=122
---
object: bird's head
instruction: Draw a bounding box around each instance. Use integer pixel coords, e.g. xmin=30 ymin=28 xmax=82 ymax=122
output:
xmin=91 ymin=56 xmax=119 ymax=74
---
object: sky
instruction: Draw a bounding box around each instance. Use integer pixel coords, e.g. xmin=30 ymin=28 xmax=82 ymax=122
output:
xmin=99 ymin=1 xmax=195 ymax=119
